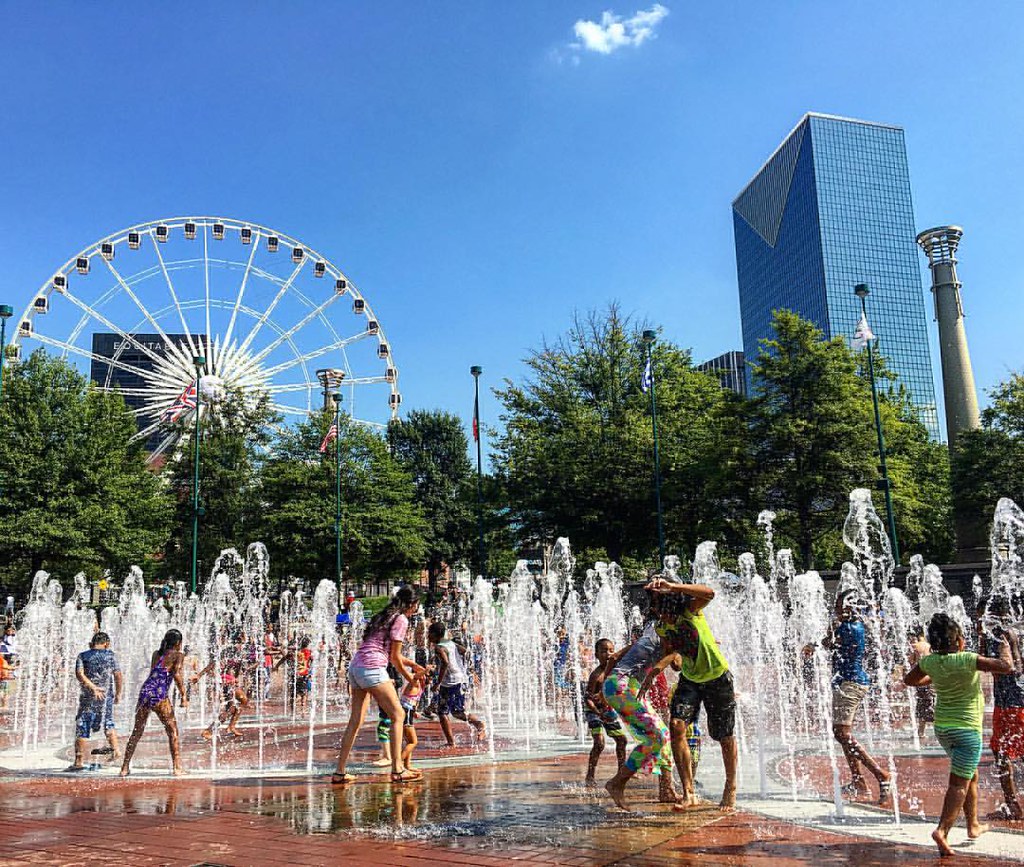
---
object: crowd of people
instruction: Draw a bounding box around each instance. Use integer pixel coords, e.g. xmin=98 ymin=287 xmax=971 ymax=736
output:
xmin=1 ymin=574 xmax=1022 ymax=858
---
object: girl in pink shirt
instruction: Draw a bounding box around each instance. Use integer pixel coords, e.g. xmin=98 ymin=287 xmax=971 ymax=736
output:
xmin=333 ymin=586 xmax=425 ymax=784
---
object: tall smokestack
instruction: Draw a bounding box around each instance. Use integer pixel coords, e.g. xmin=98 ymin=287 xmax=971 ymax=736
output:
xmin=916 ymin=226 xmax=981 ymax=445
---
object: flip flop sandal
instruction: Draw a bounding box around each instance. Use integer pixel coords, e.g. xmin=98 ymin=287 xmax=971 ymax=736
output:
xmin=91 ymin=747 xmax=115 ymax=756
xmin=330 ymin=772 xmax=356 ymax=785
xmin=390 ymin=769 xmax=423 ymax=783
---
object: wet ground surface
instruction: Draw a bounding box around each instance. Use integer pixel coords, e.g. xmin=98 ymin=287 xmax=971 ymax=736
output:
xmin=1 ymin=743 xmax=1022 ymax=866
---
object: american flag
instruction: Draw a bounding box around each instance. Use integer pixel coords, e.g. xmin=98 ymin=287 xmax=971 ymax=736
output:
xmin=161 ymin=380 xmax=198 ymax=422
xmin=641 ymin=357 xmax=654 ymax=394
xmin=318 ymin=421 xmax=338 ymax=454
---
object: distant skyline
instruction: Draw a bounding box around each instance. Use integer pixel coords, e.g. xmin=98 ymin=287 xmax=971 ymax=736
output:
xmin=1 ymin=3 xmax=1022 ymax=444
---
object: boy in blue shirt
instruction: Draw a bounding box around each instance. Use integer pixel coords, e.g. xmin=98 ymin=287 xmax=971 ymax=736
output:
xmin=825 ymin=589 xmax=890 ymax=803
xmin=70 ymin=632 xmax=122 ymax=770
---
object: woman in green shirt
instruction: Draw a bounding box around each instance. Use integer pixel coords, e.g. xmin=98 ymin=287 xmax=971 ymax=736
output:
xmin=904 ymin=612 xmax=1012 ymax=857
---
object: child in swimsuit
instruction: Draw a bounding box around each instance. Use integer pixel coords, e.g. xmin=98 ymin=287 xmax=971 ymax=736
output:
xmin=120 ymin=629 xmax=188 ymax=777
xmin=904 ymin=612 xmax=1013 ymax=856
xmin=400 ymin=670 xmax=427 ymax=773
xmin=584 ymin=638 xmax=627 ymax=785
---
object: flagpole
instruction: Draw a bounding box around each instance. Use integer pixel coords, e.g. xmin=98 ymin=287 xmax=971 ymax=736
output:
xmin=854 ymin=284 xmax=900 ymax=564
xmin=190 ymin=355 xmax=206 ymax=594
xmin=470 ymin=366 xmax=486 ymax=578
xmin=332 ymin=392 xmax=343 ymax=593
xmin=642 ymin=331 xmax=666 ymax=569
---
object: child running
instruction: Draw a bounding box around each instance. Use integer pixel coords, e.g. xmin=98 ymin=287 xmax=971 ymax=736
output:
xmin=904 ymin=611 xmax=1013 ymax=856
xmin=69 ymin=631 xmax=122 ymax=770
xmin=584 ymin=638 xmax=627 ymax=786
xmin=120 ymin=629 xmax=188 ymax=777
xmin=428 ymin=622 xmax=486 ymax=747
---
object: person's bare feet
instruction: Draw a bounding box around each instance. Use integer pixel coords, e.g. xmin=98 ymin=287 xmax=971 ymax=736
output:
xmin=584 ymin=777 xmax=597 ymax=788
xmin=718 ymin=784 xmax=737 ymax=813
xmin=371 ymin=757 xmax=391 ymax=766
xmin=201 ymin=729 xmax=213 ymax=741
xmin=172 ymin=766 xmax=185 ymax=777
xmin=932 ymin=828 xmax=954 ymax=857
xmin=107 ymin=752 xmax=122 ymax=764
xmin=671 ymin=792 xmax=701 ymax=812
xmin=967 ymin=821 xmax=989 ymax=839
xmin=604 ymin=778 xmax=632 ymax=811
xmin=118 ymin=767 xmax=130 ymax=778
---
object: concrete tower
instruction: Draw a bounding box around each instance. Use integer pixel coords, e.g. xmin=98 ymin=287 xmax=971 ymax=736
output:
xmin=916 ymin=226 xmax=981 ymax=445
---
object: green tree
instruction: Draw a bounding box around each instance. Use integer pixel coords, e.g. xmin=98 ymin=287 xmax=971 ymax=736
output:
xmin=493 ymin=305 xmax=744 ymax=565
xmin=387 ymin=410 xmax=475 ymax=589
xmin=161 ymin=389 xmax=278 ymax=582
xmin=952 ymin=372 xmax=1024 ymax=547
xmin=0 ymin=350 xmax=173 ymax=591
xmin=750 ymin=310 xmax=954 ymax=568
xmin=255 ymin=413 xmax=428 ymax=587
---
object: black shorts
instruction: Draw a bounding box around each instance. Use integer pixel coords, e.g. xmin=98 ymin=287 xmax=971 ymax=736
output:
xmin=438 ymin=683 xmax=467 ymax=717
xmin=670 ymin=671 xmax=736 ymax=742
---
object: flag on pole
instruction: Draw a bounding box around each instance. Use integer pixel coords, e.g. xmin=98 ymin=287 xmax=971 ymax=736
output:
xmin=472 ymin=393 xmax=480 ymax=442
xmin=641 ymin=356 xmax=654 ymax=394
xmin=161 ymin=380 xmax=198 ymax=422
xmin=318 ymin=421 xmax=338 ymax=454
xmin=852 ymin=313 xmax=875 ymax=350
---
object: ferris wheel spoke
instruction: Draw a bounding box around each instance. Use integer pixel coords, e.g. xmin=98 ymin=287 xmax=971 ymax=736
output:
xmin=232 ymin=291 xmax=344 ymax=379
xmin=31 ymin=332 xmax=185 ymax=392
xmin=268 ymin=402 xmax=313 ymax=417
xmin=56 ymin=287 xmax=185 ymax=382
xmin=220 ymin=229 xmax=261 ymax=354
xmin=233 ymin=259 xmax=306 ymax=361
xmin=146 ymin=430 xmax=181 ymax=463
xmin=102 ymin=259 xmax=195 ymax=372
xmin=203 ymin=226 xmax=213 ymax=370
xmin=150 ymin=232 xmax=201 ymax=359
xmin=261 ymin=332 xmax=371 ymax=379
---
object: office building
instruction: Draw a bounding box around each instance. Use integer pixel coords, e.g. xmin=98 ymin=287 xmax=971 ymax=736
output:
xmin=732 ymin=113 xmax=939 ymax=438
xmin=698 ymin=351 xmax=747 ymax=397
xmin=90 ymin=333 xmax=197 ymax=447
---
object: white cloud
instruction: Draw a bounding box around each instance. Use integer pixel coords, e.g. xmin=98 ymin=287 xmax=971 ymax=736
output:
xmin=571 ymin=4 xmax=669 ymax=56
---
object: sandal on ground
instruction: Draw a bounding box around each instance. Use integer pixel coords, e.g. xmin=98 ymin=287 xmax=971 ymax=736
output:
xmin=330 ymin=772 xmax=356 ymax=785
xmin=840 ymin=782 xmax=864 ymax=797
xmin=91 ymin=747 xmax=115 ymax=756
xmin=390 ymin=769 xmax=423 ymax=783
xmin=64 ymin=765 xmax=86 ymax=773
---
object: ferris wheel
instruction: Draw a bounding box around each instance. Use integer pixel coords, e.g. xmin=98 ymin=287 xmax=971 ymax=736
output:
xmin=11 ymin=216 xmax=401 ymax=460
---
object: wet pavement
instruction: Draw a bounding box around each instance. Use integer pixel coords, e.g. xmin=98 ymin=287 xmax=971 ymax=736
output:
xmin=1 ymin=739 xmax=1022 ymax=866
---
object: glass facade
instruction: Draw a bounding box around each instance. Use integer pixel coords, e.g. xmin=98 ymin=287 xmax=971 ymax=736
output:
xmin=733 ymin=113 xmax=939 ymax=438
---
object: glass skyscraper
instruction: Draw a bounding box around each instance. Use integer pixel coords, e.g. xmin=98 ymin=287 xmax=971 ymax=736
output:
xmin=732 ymin=113 xmax=939 ymax=438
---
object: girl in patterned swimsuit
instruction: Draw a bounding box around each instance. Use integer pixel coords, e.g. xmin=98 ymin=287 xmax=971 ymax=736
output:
xmin=119 ymin=629 xmax=188 ymax=777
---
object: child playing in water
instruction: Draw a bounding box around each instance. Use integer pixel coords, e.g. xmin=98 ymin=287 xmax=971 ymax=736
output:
xmin=69 ymin=631 xmax=122 ymax=770
xmin=400 ymin=668 xmax=428 ymax=773
xmin=120 ymin=629 xmax=188 ymax=777
xmin=584 ymin=638 xmax=627 ymax=786
xmin=428 ymin=622 xmax=486 ymax=746
xmin=904 ymin=611 xmax=1013 ymax=856
xmin=295 ymin=637 xmax=313 ymax=712
xmin=908 ymin=623 xmax=935 ymax=742
xmin=983 ymin=594 xmax=1024 ymax=820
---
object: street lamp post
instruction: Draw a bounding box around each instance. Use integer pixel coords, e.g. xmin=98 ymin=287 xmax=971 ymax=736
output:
xmin=190 ymin=355 xmax=206 ymax=593
xmin=332 ymin=391 xmax=343 ymax=593
xmin=0 ymin=305 xmax=12 ymax=408
xmin=642 ymin=330 xmax=666 ymax=569
xmin=470 ymin=366 xmax=486 ymax=578
xmin=854 ymin=284 xmax=900 ymax=564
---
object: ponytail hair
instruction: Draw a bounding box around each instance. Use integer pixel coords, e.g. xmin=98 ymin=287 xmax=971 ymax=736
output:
xmin=364 ymin=586 xmax=421 ymax=642
xmin=159 ymin=628 xmax=183 ymax=655
xmin=926 ymin=612 xmax=961 ymax=654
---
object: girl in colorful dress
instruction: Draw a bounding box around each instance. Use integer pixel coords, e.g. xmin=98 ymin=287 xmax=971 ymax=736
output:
xmin=120 ymin=629 xmax=188 ymax=777
xmin=904 ymin=612 xmax=1013 ymax=856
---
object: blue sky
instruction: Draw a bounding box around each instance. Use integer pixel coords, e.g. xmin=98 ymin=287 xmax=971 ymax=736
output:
xmin=1 ymin=2 xmax=1022 ymax=440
